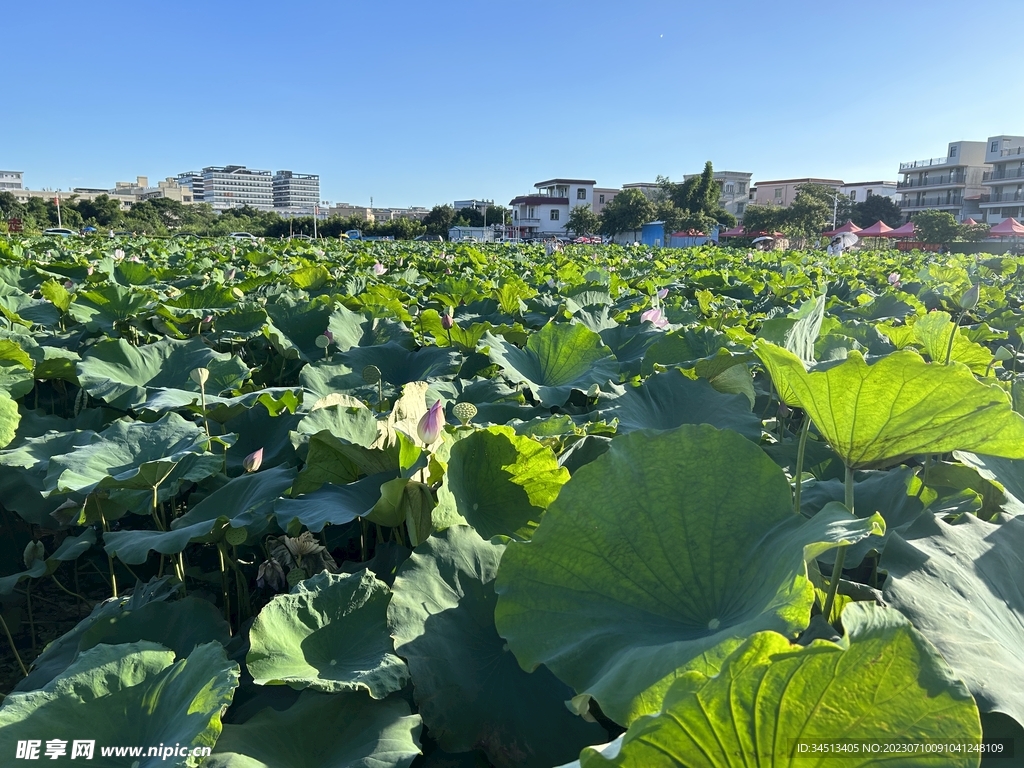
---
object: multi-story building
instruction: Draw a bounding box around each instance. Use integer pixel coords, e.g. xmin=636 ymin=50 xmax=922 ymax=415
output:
xmin=509 ymin=178 xmax=596 ymax=238
xmin=753 ymin=178 xmax=844 ymax=207
xmin=328 ymin=203 xmax=373 ymax=221
xmin=980 ymin=135 xmax=1024 ymax=225
xmin=683 ymin=170 xmax=753 ymax=221
xmin=273 ymin=171 xmax=320 ymax=215
xmin=621 ymin=182 xmax=662 ymax=200
xmin=176 ymin=172 xmax=204 ymax=203
xmin=896 ymin=141 xmax=989 ymax=222
xmin=0 ymin=171 xmax=24 ymax=191
xmin=372 ymin=206 xmax=431 ymax=222
xmin=593 ymin=187 xmax=619 ymax=215
xmin=197 ymin=166 xmax=274 ymax=211
xmin=841 ymin=181 xmax=898 ymax=204
xmin=454 ymin=199 xmax=493 ymax=212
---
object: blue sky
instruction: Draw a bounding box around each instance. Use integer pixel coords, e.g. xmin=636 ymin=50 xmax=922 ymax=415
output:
xmin=5 ymin=0 xmax=1023 ymax=208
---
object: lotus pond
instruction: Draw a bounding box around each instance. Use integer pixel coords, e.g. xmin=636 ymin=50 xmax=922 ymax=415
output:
xmin=0 ymin=235 xmax=1023 ymax=766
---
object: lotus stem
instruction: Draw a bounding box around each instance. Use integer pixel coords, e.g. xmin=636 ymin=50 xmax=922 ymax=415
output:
xmin=98 ymin=505 xmax=118 ymax=598
xmin=50 ymin=575 xmax=87 ymax=604
xmin=821 ymin=464 xmax=854 ymax=623
xmin=218 ymin=544 xmax=232 ymax=634
xmin=0 ymin=612 xmax=27 ymax=677
xmin=231 ymin=544 xmax=248 ymax=622
xmin=794 ymin=416 xmax=810 ymax=515
xmin=944 ymin=312 xmax=960 ymax=365
xmin=25 ymin=581 xmax=36 ymax=655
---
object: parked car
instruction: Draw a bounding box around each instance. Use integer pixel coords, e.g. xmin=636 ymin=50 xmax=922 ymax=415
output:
xmin=414 ymin=234 xmax=444 ymax=242
xmin=42 ymin=228 xmax=76 ymax=237
xmin=345 ymin=230 xmax=362 ymax=240
xmin=290 ymin=234 xmax=314 ymax=241
xmin=229 ymin=232 xmax=256 ymax=239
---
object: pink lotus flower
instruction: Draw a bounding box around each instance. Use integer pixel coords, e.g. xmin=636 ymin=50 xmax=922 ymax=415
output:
xmin=373 ymin=261 xmax=387 ymax=275
xmin=417 ymin=400 xmax=445 ymax=444
xmin=641 ymin=308 xmax=668 ymax=329
xmin=243 ymin=448 xmax=264 ymax=473
xmin=202 ymin=315 xmax=213 ymax=324
xmin=323 ymin=329 xmax=334 ymax=343
xmin=114 ymin=249 xmax=125 ymax=260
xmin=888 ymin=272 xmax=901 ymax=285
xmin=657 ymin=288 xmax=669 ymax=299
xmin=225 ymin=268 xmax=236 ymax=281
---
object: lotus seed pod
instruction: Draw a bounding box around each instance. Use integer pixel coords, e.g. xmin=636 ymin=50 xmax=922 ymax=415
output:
xmin=587 ymin=383 xmax=600 ymax=399
xmin=362 ymin=365 xmax=382 ymax=384
xmin=286 ymin=568 xmax=306 ymax=588
xmin=225 ymin=526 xmax=248 ymax=546
xmin=960 ymin=283 xmax=980 ymax=310
xmin=314 ymin=334 xmax=331 ymax=349
xmin=452 ymin=401 xmax=477 ymax=426
xmin=231 ymin=287 xmax=244 ymax=299
xmin=190 ymin=367 xmax=210 ymax=386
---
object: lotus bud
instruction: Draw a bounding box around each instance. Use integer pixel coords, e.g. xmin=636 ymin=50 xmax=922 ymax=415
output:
xmin=114 ymin=248 xmax=125 ymax=260
xmin=225 ymin=268 xmax=236 ymax=281
xmin=452 ymin=401 xmax=477 ymax=426
xmin=441 ymin=310 xmax=454 ymax=330
xmin=417 ymin=399 xmax=445 ymax=444
xmin=362 ymin=365 xmax=382 ymax=384
xmin=640 ymin=307 xmax=668 ymax=329
xmin=778 ymin=403 xmax=792 ymax=419
xmin=657 ymin=288 xmax=669 ymax=299
xmin=23 ymin=540 xmax=44 ymax=569
xmin=960 ymin=283 xmax=980 ymax=310
xmin=190 ymin=367 xmax=210 ymax=387
xmin=257 ymin=559 xmax=286 ymax=592
xmin=202 ymin=315 xmax=213 ymax=324
xmin=373 ymin=261 xmax=387 ymax=275
xmin=243 ymin=447 xmax=264 ymax=473
xmin=994 ymin=345 xmax=1014 ymax=362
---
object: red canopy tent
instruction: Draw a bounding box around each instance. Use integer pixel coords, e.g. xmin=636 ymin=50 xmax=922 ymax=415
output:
xmin=857 ymin=220 xmax=894 ymax=237
xmin=823 ymin=220 xmax=861 ymax=236
xmin=719 ymin=225 xmax=746 ymax=238
xmin=885 ymin=221 xmax=917 ymax=238
xmin=988 ymin=217 xmax=1024 ymax=237
xmin=962 ymin=218 xmax=980 ymax=226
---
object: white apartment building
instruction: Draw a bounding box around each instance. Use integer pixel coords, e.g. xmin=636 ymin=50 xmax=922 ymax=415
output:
xmin=198 ymin=166 xmax=274 ymax=211
xmin=273 ymin=171 xmax=320 ymax=215
xmin=980 ymin=135 xmax=1024 ymax=225
xmin=176 ymin=172 xmax=204 ymax=202
xmin=0 ymin=171 xmax=24 ymax=191
xmin=896 ymin=141 xmax=989 ymax=222
xmin=683 ymin=170 xmax=753 ymax=221
xmin=454 ymin=199 xmax=493 ymax=212
xmin=840 ymin=181 xmax=897 ymax=203
xmin=509 ymin=178 xmax=596 ymax=238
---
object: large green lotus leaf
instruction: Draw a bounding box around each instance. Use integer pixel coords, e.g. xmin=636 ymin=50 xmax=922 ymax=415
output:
xmin=104 ymin=466 xmax=296 ymax=564
xmin=204 ymin=690 xmax=421 ymax=768
xmin=0 ymin=288 xmax=61 ymax=327
xmin=0 ymin=390 xmax=19 ymax=448
xmin=576 ymin=603 xmax=980 ymax=768
xmin=295 ymin=399 xmax=380 ymax=447
xmin=882 ymin=511 xmax=1024 ymax=726
xmin=162 ymin=284 xmax=239 ymax=310
xmin=436 ymin=426 xmax=569 ymax=540
xmin=0 ymin=529 xmax=96 ymax=595
xmin=142 ymin=386 xmax=302 ymax=422
xmin=326 ymin=306 xmax=414 ymax=352
xmin=300 ymin=344 xmax=460 ymax=399
xmin=79 ymin=595 xmax=230 ymax=657
xmin=0 ymin=641 xmax=239 ymax=768
xmin=247 ymin=570 xmax=408 ymax=698
xmin=598 ymin=324 xmax=661 ymax=378
xmin=44 ymin=412 xmax=222 ymax=499
xmin=69 ymin=283 xmax=157 ymax=331
xmin=389 ymin=526 xmax=606 ymax=765
xmin=78 ymin=336 xmax=248 ymax=410
xmin=484 ymin=322 xmax=619 ymax=406
xmin=494 ymin=424 xmax=883 ymax=725
xmin=264 ymin=294 xmax=337 ymax=361
xmin=913 ymin=310 xmax=994 ymax=375
xmin=955 ymin=451 xmax=1024 ymax=516
xmin=595 ymin=369 xmax=761 ymax=441
xmin=754 ymin=342 xmax=1024 ymax=469
xmin=0 ymin=338 xmax=34 ymax=398
xmin=274 ymin=473 xmax=391 ymax=533
xmin=640 ymin=326 xmax=736 ymax=376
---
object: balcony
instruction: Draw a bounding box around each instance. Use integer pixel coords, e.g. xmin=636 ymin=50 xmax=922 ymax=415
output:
xmin=897 ymin=173 xmax=966 ymax=189
xmin=983 ymin=167 xmax=1024 ymax=182
xmin=1001 ymin=146 xmax=1024 ymax=157
xmin=899 ymin=196 xmax=962 ymax=209
xmin=515 ymin=218 xmax=542 ymax=225
xmin=979 ymin=192 xmax=1024 ymax=205
xmin=899 ymin=156 xmax=951 ymax=171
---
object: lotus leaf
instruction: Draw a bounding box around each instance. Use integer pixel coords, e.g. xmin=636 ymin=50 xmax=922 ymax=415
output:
xmin=247 ymin=570 xmax=408 ymax=697
xmin=494 ymin=424 xmax=883 ymax=724
xmin=389 ymin=526 xmax=606 ymax=765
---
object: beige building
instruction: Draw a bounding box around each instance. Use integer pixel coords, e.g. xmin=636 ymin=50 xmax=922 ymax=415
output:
xmin=980 ymin=135 xmax=1024 ymax=225
xmin=593 ymin=187 xmax=618 ymax=214
xmin=753 ymin=178 xmax=843 ymax=207
xmin=328 ymin=203 xmax=374 ymax=221
xmin=897 ymin=141 xmax=989 ymax=222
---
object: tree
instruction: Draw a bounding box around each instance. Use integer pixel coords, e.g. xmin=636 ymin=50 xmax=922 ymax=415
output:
xmin=453 ymin=207 xmax=484 ymax=227
xmin=565 ymin=205 xmax=600 ymax=237
xmin=423 ymin=205 xmax=456 ymax=237
xmin=959 ymin=222 xmax=991 ymax=242
xmin=913 ymin=210 xmax=961 ymax=245
xmin=852 ymin=195 xmax=902 ymax=228
xmin=75 ymin=194 xmax=123 ymax=228
xmin=600 ymin=189 xmax=655 ymax=240
xmin=741 ymin=204 xmax=788 ymax=235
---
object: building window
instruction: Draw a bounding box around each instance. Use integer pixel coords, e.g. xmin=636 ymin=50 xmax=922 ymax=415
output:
xmin=993 ymin=141 xmax=1000 ymax=152
xmin=736 ymin=202 xmax=745 ymax=214
xmin=774 ymin=188 xmax=782 ymax=199
xmin=737 ymin=182 xmax=746 ymax=193
xmin=949 ymin=146 xmax=957 ymax=158
xmin=867 ymin=189 xmax=873 ymax=197
xmin=599 ymin=194 xmax=605 ymax=204
xmin=725 ymin=183 xmax=734 ymax=193
xmin=550 ymin=209 xmax=560 ymax=221
xmin=577 ymin=188 xmax=587 ymax=200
